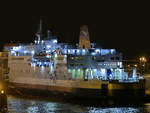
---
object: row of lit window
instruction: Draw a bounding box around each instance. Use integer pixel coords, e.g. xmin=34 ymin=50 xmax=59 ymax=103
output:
xmin=70 ymin=57 xmax=84 ymax=60
xmin=70 ymin=63 xmax=84 ymax=66
xmin=69 ymin=56 xmax=120 ymax=62
xmin=70 ymin=56 xmax=104 ymax=61
xmin=93 ymin=56 xmax=105 ymax=61
xmin=99 ymin=63 xmax=116 ymax=66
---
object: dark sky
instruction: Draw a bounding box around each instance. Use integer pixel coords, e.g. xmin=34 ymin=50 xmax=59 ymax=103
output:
xmin=0 ymin=1 xmax=150 ymax=59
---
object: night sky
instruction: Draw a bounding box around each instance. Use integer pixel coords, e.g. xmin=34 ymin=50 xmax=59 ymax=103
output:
xmin=0 ymin=1 xmax=150 ymax=59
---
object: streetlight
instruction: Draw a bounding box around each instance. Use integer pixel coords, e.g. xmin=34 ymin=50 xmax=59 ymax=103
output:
xmin=139 ymin=57 xmax=147 ymax=63
xmin=139 ymin=56 xmax=147 ymax=75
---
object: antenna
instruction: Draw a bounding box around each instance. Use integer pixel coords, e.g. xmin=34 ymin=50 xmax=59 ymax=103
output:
xmin=47 ymin=30 xmax=52 ymax=40
xmin=40 ymin=19 xmax=42 ymax=35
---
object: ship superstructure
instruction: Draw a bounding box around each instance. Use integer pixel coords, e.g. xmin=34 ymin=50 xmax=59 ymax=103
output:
xmin=3 ymin=22 xmax=145 ymax=98
xmin=4 ymin=24 xmax=139 ymax=82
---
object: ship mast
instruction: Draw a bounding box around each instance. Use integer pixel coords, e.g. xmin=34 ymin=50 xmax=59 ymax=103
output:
xmin=36 ymin=19 xmax=43 ymax=42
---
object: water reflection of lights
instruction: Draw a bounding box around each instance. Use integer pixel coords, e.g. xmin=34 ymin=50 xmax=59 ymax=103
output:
xmin=87 ymin=107 xmax=141 ymax=113
xmin=7 ymin=96 xmax=143 ymax=113
xmin=27 ymin=106 xmax=39 ymax=113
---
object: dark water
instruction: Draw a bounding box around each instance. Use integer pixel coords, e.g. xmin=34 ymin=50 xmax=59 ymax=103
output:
xmin=4 ymin=95 xmax=150 ymax=113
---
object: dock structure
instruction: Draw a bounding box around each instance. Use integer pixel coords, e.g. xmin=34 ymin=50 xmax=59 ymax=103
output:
xmin=0 ymin=52 xmax=9 ymax=79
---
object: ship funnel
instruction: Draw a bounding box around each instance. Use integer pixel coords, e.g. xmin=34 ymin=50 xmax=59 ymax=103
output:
xmin=79 ymin=25 xmax=91 ymax=49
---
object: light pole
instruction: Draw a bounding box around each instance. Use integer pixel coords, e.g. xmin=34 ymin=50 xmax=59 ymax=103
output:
xmin=139 ymin=56 xmax=147 ymax=75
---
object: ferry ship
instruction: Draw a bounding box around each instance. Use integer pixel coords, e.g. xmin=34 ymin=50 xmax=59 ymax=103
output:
xmin=2 ymin=21 xmax=145 ymax=98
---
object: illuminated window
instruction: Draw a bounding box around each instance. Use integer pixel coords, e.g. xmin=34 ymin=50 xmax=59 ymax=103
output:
xmin=82 ymin=49 xmax=86 ymax=53
xmin=95 ymin=49 xmax=100 ymax=53
xmin=101 ymin=57 xmax=104 ymax=61
xmin=80 ymin=57 xmax=83 ymax=60
xmin=70 ymin=57 xmax=74 ymax=60
xmin=75 ymin=57 xmax=79 ymax=60
xmin=68 ymin=50 xmax=71 ymax=53
xmin=53 ymin=39 xmax=57 ymax=43
xmin=47 ymin=45 xmax=51 ymax=49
